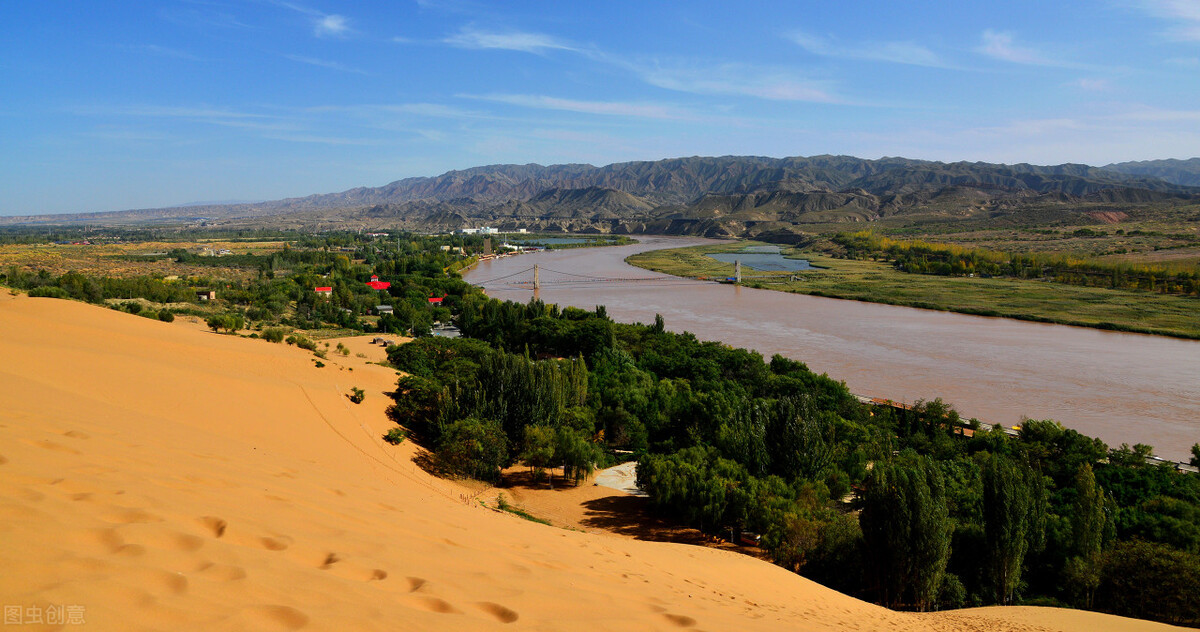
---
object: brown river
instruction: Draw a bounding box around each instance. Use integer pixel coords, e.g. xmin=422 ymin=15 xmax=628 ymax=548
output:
xmin=463 ymin=236 xmax=1200 ymax=462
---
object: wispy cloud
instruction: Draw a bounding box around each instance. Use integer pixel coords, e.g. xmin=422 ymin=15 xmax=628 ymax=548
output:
xmin=314 ymin=14 xmax=351 ymax=38
xmin=118 ymin=44 xmax=204 ymax=61
xmin=976 ymin=30 xmax=1055 ymax=65
xmin=463 ymin=94 xmax=694 ymax=120
xmin=788 ymin=31 xmax=949 ymax=68
xmin=268 ymin=1 xmax=354 ymax=38
xmin=67 ymin=105 xmax=295 ymax=131
xmin=1138 ymin=0 xmax=1200 ymax=41
xmin=443 ymin=26 xmax=577 ymax=53
xmin=635 ymin=61 xmax=838 ymax=103
xmin=261 ymin=133 xmax=384 ymax=146
xmin=307 ymin=103 xmax=484 ymax=119
xmin=1069 ymin=78 xmax=1111 ymax=91
xmin=284 ymin=54 xmax=367 ymax=74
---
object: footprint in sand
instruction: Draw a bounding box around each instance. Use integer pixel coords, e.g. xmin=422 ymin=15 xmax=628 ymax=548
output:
xmin=406 ymin=577 xmax=427 ymax=593
xmin=0 ymin=454 xmax=7 ymax=465
xmin=198 ymin=516 xmax=227 ymax=538
xmin=259 ymin=536 xmax=292 ymax=551
xmin=405 ymin=595 xmax=460 ymax=614
xmin=194 ymin=562 xmax=248 ymax=581
xmin=101 ymin=508 xmax=163 ymax=524
xmin=240 ymin=605 xmax=309 ymax=631
xmin=662 ymin=613 xmax=698 ymax=627
xmin=63 ymin=430 xmax=90 ymax=439
xmin=22 ymin=438 xmax=81 ymax=455
xmin=474 ymin=602 xmax=519 ymax=623
xmin=128 ymin=568 xmax=189 ymax=595
xmin=319 ymin=552 xmax=340 ymax=569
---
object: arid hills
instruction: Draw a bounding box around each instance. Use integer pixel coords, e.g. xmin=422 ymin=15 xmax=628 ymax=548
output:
xmin=5 ymin=156 xmax=1199 ymax=240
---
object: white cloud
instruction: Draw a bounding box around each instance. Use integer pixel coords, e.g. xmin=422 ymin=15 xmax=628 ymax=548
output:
xmin=1165 ymin=56 xmax=1200 ymax=66
xmin=267 ymin=2 xmax=354 ymax=38
xmin=1139 ymin=0 xmax=1200 ymax=40
xmin=788 ymin=31 xmax=947 ymax=68
xmin=977 ymin=30 xmax=1053 ymax=65
xmin=637 ymin=62 xmax=838 ymax=103
xmin=443 ymin=26 xmax=577 ymax=53
xmin=464 ymin=94 xmax=692 ymax=120
xmin=1070 ymin=78 xmax=1111 ymax=91
xmin=284 ymin=54 xmax=367 ymax=75
xmin=120 ymin=44 xmax=204 ymax=61
xmin=314 ymin=14 xmax=351 ymax=38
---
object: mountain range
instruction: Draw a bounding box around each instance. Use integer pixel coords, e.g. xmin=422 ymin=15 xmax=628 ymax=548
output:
xmin=5 ymin=155 xmax=1199 ymax=239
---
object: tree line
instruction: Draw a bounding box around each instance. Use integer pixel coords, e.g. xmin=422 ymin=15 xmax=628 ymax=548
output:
xmin=833 ymin=230 xmax=1200 ymax=296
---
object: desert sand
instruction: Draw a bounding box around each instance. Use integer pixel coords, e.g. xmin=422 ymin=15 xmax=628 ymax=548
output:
xmin=0 ymin=292 xmax=1183 ymax=631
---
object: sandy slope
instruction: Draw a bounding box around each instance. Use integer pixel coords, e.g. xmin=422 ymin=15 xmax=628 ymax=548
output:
xmin=0 ymin=293 xmax=1183 ymax=632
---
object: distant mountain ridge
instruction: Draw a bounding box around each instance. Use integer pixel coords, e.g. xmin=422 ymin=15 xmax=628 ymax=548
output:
xmin=264 ymin=155 xmax=1196 ymax=210
xmin=3 ymin=155 xmax=1198 ymax=238
xmin=1104 ymin=158 xmax=1200 ymax=187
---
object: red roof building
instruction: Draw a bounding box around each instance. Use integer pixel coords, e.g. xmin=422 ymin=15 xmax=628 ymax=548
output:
xmin=366 ymin=280 xmax=391 ymax=290
xmin=314 ymin=286 xmax=333 ymax=296
xmin=428 ymin=297 xmax=443 ymax=303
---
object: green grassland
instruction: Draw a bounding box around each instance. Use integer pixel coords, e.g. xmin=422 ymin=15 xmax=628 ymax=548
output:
xmin=627 ymin=242 xmax=1200 ymax=339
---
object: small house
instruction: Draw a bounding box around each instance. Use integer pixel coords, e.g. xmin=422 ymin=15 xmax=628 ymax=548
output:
xmin=196 ymin=290 xmax=216 ymax=301
xmin=314 ymin=286 xmax=333 ymax=297
xmin=366 ymin=276 xmax=391 ymax=290
xmin=428 ymin=297 xmax=443 ymax=304
xmin=376 ymin=305 xmax=394 ymax=315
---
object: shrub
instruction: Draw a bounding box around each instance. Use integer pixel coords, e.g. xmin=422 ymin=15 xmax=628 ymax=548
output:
xmin=28 ymin=286 xmax=70 ymax=299
xmin=437 ymin=417 xmax=508 ymax=482
xmin=314 ymin=360 xmax=325 ymax=368
xmin=383 ymin=427 xmax=406 ymax=445
xmin=158 ymin=310 xmax=175 ymax=322
xmin=123 ymin=301 xmax=143 ymax=314
xmin=262 ymin=327 xmax=286 ymax=343
xmin=348 ymin=387 xmax=366 ymax=404
xmin=285 ymin=334 xmax=317 ymax=351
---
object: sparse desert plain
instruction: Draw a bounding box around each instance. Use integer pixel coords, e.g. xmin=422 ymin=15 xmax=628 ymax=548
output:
xmin=0 ymin=292 xmax=1184 ymax=631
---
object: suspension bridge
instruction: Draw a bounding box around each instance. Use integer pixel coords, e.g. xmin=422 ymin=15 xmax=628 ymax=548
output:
xmin=470 ymin=263 xmax=730 ymax=291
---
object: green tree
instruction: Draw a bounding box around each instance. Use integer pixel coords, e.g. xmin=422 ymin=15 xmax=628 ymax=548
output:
xmin=1098 ymin=540 xmax=1200 ymax=626
xmin=436 ymin=417 xmax=507 ymax=482
xmin=981 ymin=454 xmax=1044 ymax=605
xmin=555 ymin=426 xmax=600 ymax=486
xmin=860 ymin=456 xmax=953 ymax=611
xmin=1066 ymin=464 xmax=1107 ymax=608
xmin=1191 ymin=443 xmax=1200 ymax=468
xmin=519 ymin=425 xmax=556 ymax=483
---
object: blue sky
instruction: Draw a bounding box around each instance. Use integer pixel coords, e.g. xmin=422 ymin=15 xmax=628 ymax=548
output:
xmin=2 ymin=1 xmax=1199 ymax=216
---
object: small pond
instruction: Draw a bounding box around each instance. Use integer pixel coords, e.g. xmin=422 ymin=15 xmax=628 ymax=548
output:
xmin=706 ymin=250 xmax=815 ymax=272
xmin=507 ymin=237 xmax=610 ymax=245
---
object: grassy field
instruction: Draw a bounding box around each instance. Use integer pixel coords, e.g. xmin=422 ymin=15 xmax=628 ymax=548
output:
xmin=0 ymin=240 xmax=287 ymax=280
xmin=627 ymin=242 xmax=1200 ymax=339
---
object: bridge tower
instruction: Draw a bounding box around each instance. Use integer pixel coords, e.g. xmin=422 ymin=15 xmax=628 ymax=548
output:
xmin=734 ymin=259 xmax=741 ymax=283
xmin=533 ymin=264 xmax=541 ymax=290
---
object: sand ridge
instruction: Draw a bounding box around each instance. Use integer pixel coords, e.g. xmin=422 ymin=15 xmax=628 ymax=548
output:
xmin=0 ymin=292 xmax=1183 ymax=631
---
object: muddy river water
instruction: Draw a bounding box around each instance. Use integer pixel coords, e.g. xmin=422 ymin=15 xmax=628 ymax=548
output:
xmin=463 ymin=236 xmax=1200 ymax=462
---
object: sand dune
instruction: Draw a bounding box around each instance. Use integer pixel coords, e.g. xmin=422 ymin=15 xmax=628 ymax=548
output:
xmin=0 ymin=292 xmax=1183 ymax=631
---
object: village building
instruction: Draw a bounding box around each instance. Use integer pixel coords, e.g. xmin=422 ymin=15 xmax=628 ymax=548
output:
xmin=375 ymin=305 xmax=394 ymax=315
xmin=314 ymin=286 xmax=333 ymax=297
xmin=366 ymin=275 xmax=391 ymax=291
xmin=196 ymin=290 xmax=216 ymax=301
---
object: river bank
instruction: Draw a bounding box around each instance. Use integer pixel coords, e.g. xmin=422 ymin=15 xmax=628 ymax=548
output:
xmin=626 ymin=241 xmax=1200 ymax=340
xmin=463 ymin=236 xmax=1200 ymax=462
